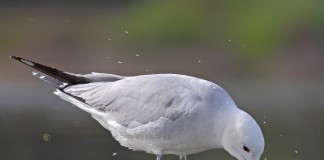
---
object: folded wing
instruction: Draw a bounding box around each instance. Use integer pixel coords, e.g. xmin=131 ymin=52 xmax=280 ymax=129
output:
xmin=63 ymin=75 xmax=203 ymax=127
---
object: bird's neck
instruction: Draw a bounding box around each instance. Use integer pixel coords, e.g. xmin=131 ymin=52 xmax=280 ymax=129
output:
xmin=209 ymin=105 xmax=242 ymax=148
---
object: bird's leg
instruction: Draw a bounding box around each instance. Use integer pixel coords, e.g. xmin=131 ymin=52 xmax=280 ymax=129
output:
xmin=179 ymin=155 xmax=187 ymax=160
xmin=156 ymin=155 xmax=162 ymax=160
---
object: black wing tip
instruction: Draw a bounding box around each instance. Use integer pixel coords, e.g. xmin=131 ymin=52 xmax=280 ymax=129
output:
xmin=11 ymin=55 xmax=91 ymax=85
xmin=10 ymin=55 xmax=19 ymax=60
xmin=10 ymin=55 xmax=35 ymax=67
xmin=10 ymin=55 xmax=22 ymax=59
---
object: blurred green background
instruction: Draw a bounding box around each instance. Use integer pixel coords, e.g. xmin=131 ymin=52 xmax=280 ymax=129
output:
xmin=1 ymin=0 xmax=324 ymax=159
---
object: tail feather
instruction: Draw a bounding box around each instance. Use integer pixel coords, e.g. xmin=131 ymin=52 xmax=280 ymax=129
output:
xmin=10 ymin=56 xmax=91 ymax=85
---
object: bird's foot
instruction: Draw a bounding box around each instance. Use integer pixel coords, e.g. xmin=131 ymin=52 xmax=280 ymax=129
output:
xmin=156 ymin=155 xmax=162 ymax=160
xmin=179 ymin=155 xmax=187 ymax=160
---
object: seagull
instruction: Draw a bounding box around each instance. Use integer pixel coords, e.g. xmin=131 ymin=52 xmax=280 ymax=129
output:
xmin=11 ymin=56 xmax=265 ymax=160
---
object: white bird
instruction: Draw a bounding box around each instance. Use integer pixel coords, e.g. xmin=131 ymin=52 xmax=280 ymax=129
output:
xmin=11 ymin=56 xmax=265 ymax=160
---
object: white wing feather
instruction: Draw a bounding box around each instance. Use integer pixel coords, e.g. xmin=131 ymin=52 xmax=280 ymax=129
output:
xmin=61 ymin=74 xmax=209 ymax=126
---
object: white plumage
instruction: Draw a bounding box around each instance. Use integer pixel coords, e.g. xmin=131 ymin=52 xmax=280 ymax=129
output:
xmin=11 ymin=56 xmax=265 ymax=160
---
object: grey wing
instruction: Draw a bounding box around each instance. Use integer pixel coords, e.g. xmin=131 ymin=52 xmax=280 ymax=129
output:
xmin=80 ymin=72 xmax=124 ymax=82
xmin=63 ymin=75 xmax=203 ymax=126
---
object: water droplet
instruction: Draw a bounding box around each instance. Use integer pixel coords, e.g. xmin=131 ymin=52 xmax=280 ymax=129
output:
xmin=112 ymin=152 xmax=117 ymax=156
xmin=243 ymin=43 xmax=246 ymax=47
xmin=136 ymin=54 xmax=140 ymax=57
xmin=145 ymin=69 xmax=150 ymax=72
xmin=263 ymin=121 xmax=266 ymax=124
xmin=108 ymin=38 xmax=112 ymax=41
xmin=124 ymin=30 xmax=128 ymax=34
xmin=118 ymin=61 xmax=122 ymax=64
xmin=279 ymin=134 xmax=283 ymax=137
xmin=198 ymin=60 xmax=202 ymax=63
xmin=107 ymin=57 xmax=111 ymax=59
xmin=294 ymin=150 xmax=298 ymax=154
xmin=228 ymin=39 xmax=232 ymax=42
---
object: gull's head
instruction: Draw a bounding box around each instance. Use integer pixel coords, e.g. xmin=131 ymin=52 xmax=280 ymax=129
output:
xmin=222 ymin=110 xmax=265 ymax=160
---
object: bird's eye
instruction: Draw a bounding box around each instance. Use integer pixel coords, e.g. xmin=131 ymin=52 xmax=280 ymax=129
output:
xmin=243 ymin=145 xmax=250 ymax=152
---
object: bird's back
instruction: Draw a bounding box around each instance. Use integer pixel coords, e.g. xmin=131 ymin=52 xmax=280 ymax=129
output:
xmin=63 ymin=74 xmax=219 ymax=127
